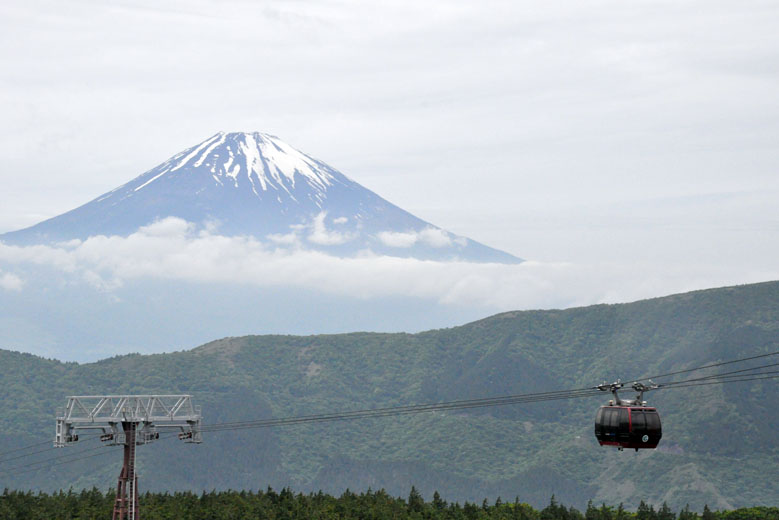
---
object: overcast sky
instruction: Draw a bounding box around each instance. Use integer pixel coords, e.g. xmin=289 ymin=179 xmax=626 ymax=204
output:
xmin=1 ymin=0 xmax=778 ymax=304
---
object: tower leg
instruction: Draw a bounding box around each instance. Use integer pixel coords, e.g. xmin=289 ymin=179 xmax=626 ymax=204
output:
xmin=112 ymin=422 xmax=139 ymax=520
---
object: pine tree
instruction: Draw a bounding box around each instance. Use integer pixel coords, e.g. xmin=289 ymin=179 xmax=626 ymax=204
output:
xmin=657 ymin=501 xmax=675 ymax=520
xmin=463 ymin=501 xmax=480 ymax=520
xmin=677 ymin=504 xmax=697 ymax=520
xmin=599 ymin=502 xmax=615 ymax=520
xmin=408 ymin=486 xmax=424 ymax=514
xmin=637 ymin=500 xmax=658 ymax=520
xmin=541 ymin=494 xmax=565 ymax=520
xmin=433 ymin=491 xmax=447 ymax=511
xmin=586 ymin=500 xmax=599 ymax=520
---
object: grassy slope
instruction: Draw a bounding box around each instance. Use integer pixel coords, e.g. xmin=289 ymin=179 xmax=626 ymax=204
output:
xmin=0 ymin=281 xmax=777 ymax=510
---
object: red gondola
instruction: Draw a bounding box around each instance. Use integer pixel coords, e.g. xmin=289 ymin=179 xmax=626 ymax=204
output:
xmin=594 ymin=381 xmax=662 ymax=451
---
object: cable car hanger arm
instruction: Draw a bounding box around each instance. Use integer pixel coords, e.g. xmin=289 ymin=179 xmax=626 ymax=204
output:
xmin=594 ymin=379 xmax=659 ymax=406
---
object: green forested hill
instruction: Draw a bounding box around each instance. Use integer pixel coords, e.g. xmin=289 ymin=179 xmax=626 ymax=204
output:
xmin=0 ymin=281 xmax=777 ymax=511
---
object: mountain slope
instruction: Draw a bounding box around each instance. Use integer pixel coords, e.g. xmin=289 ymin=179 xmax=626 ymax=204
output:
xmin=1 ymin=281 xmax=777 ymax=510
xmin=0 ymin=132 xmax=520 ymax=263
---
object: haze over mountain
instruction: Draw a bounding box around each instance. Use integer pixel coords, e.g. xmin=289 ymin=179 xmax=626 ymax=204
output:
xmin=0 ymin=132 xmax=520 ymax=263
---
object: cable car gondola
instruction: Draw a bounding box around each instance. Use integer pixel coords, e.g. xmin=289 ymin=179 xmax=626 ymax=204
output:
xmin=594 ymin=381 xmax=661 ymax=451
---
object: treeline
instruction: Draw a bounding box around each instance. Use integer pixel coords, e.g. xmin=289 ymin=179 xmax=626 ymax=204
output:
xmin=0 ymin=487 xmax=776 ymax=520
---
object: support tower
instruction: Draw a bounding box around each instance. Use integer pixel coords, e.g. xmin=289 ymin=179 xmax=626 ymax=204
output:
xmin=55 ymin=395 xmax=202 ymax=520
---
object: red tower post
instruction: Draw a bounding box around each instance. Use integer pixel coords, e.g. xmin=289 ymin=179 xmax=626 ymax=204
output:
xmin=113 ymin=422 xmax=139 ymax=520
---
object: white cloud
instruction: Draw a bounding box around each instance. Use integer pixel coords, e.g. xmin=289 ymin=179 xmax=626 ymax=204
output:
xmin=139 ymin=217 xmax=195 ymax=237
xmin=0 ymin=218 xmax=775 ymax=310
xmin=377 ymin=230 xmax=418 ymax=248
xmin=377 ymin=227 xmax=455 ymax=248
xmin=418 ymin=228 xmax=453 ymax=248
xmin=0 ymin=270 xmax=23 ymax=291
xmin=307 ymin=212 xmax=356 ymax=246
xmin=267 ymin=232 xmax=300 ymax=246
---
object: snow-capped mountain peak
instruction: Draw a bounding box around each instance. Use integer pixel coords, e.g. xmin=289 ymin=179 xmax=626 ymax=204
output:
xmin=1 ymin=132 xmax=522 ymax=263
xmin=135 ymin=132 xmax=336 ymax=200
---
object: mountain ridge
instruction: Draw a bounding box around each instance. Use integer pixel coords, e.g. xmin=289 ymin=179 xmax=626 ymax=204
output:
xmin=1 ymin=280 xmax=777 ymax=510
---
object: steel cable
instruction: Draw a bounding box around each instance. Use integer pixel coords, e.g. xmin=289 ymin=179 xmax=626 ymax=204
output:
xmin=2 ymin=352 xmax=776 ymax=475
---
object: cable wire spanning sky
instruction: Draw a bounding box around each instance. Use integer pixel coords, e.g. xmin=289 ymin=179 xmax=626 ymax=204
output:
xmin=1 ymin=0 xmax=778 ymax=304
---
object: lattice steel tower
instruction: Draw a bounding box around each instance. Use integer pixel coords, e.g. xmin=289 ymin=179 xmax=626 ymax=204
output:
xmin=55 ymin=395 xmax=202 ymax=520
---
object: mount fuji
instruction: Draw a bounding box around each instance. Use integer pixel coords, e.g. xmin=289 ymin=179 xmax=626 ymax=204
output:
xmin=1 ymin=132 xmax=521 ymax=263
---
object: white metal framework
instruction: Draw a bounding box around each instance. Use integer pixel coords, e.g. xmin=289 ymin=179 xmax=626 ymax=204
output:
xmin=55 ymin=395 xmax=202 ymax=447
